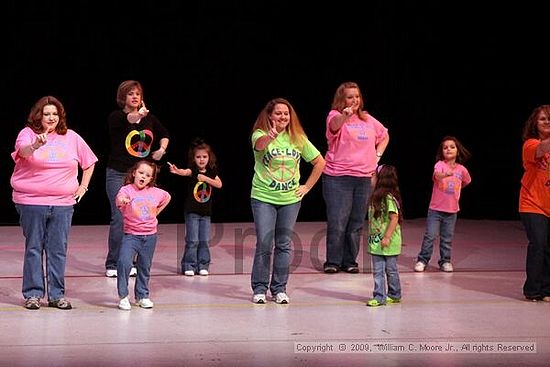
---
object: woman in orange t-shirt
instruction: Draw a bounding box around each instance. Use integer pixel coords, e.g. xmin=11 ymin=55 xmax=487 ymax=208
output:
xmin=519 ymin=105 xmax=550 ymax=302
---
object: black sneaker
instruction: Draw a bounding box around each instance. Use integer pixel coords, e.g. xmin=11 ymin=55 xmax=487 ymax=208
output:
xmin=323 ymin=265 xmax=339 ymax=274
xmin=344 ymin=266 xmax=359 ymax=273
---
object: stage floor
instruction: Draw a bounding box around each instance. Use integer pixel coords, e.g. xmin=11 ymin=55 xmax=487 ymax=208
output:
xmin=0 ymin=219 xmax=548 ymax=367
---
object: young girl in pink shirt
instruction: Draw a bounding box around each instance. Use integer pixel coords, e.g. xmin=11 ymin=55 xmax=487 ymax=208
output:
xmin=414 ymin=136 xmax=471 ymax=273
xmin=115 ymin=160 xmax=171 ymax=310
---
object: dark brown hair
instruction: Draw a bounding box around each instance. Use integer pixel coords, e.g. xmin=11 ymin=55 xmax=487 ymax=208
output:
xmin=435 ymin=136 xmax=471 ymax=164
xmin=522 ymin=105 xmax=550 ymax=141
xmin=187 ymin=137 xmax=218 ymax=171
xmin=369 ymin=164 xmax=403 ymax=223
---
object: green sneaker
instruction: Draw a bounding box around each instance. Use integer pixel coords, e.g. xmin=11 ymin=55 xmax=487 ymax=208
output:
xmin=366 ymin=299 xmax=384 ymax=307
xmin=386 ymin=297 xmax=401 ymax=304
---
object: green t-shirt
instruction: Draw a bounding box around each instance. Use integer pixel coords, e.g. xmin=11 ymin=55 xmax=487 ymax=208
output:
xmin=251 ymin=129 xmax=320 ymax=205
xmin=367 ymin=194 xmax=402 ymax=256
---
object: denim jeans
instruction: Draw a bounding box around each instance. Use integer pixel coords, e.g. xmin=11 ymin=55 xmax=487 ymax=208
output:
xmin=182 ymin=212 xmax=211 ymax=272
xmin=417 ymin=209 xmax=457 ymax=267
xmin=520 ymin=213 xmax=550 ymax=299
xmin=15 ymin=204 xmax=74 ymax=301
xmin=322 ymin=174 xmax=372 ymax=269
xmin=371 ymin=255 xmax=401 ymax=304
xmin=105 ymin=168 xmax=126 ymax=270
xmin=250 ymin=198 xmax=301 ymax=296
xmin=117 ymin=233 xmax=157 ymax=300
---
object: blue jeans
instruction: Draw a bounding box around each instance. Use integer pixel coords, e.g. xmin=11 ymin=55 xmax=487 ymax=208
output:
xmin=250 ymin=198 xmax=301 ymax=296
xmin=15 ymin=204 xmax=74 ymax=301
xmin=371 ymin=255 xmax=401 ymax=304
xmin=417 ymin=209 xmax=457 ymax=267
xmin=182 ymin=212 xmax=211 ymax=272
xmin=520 ymin=213 xmax=550 ymax=299
xmin=117 ymin=234 xmax=157 ymax=300
xmin=105 ymin=168 xmax=126 ymax=270
xmin=322 ymin=174 xmax=372 ymax=269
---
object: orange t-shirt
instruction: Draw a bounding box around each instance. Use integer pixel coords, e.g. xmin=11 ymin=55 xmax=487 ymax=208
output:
xmin=519 ymin=139 xmax=550 ymax=217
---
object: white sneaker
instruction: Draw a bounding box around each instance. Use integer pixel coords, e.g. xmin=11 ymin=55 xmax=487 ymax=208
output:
xmin=414 ymin=261 xmax=426 ymax=272
xmin=118 ymin=297 xmax=131 ymax=311
xmin=184 ymin=270 xmax=195 ymax=276
xmin=106 ymin=269 xmax=117 ymax=278
xmin=274 ymin=292 xmax=290 ymax=304
xmin=199 ymin=269 xmax=209 ymax=276
xmin=137 ymin=298 xmax=154 ymax=308
xmin=252 ymin=294 xmax=266 ymax=304
xmin=440 ymin=262 xmax=454 ymax=272
xmin=129 ymin=267 xmax=137 ymax=277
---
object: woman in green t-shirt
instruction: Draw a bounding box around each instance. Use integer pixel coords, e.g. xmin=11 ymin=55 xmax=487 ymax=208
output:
xmin=249 ymin=98 xmax=325 ymax=304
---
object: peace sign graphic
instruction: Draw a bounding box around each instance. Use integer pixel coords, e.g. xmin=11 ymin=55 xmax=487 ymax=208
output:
xmin=267 ymin=155 xmax=298 ymax=183
xmin=125 ymin=129 xmax=154 ymax=158
xmin=193 ymin=181 xmax=212 ymax=203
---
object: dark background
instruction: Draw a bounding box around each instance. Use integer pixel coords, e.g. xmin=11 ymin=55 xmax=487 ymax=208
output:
xmin=3 ymin=1 xmax=549 ymax=225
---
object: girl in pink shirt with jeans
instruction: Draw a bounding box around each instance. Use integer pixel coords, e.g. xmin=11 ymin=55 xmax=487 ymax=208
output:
xmin=115 ymin=160 xmax=171 ymax=310
xmin=414 ymin=136 xmax=471 ymax=273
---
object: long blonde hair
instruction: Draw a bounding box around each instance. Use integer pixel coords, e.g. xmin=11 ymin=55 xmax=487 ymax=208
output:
xmin=251 ymin=98 xmax=306 ymax=147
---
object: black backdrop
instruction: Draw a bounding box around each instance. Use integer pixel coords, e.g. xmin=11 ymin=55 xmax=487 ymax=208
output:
xmin=3 ymin=1 xmax=549 ymax=225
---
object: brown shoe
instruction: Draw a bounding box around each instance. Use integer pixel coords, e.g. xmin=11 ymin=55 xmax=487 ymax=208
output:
xmin=48 ymin=298 xmax=72 ymax=310
xmin=24 ymin=297 xmax=40 ymax=310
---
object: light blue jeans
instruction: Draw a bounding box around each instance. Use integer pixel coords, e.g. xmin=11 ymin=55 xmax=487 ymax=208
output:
xmin=250 ymin=198 xmax=301 ymax=296
xmin=105 ymin=168 xmax=126 ymax=270
xmin=117 ymin=233 xmax=157 ymax=300
xmin=371 ymin=255 xmax=401 ymax=304
xmin=182 ymin=212 xmax=211 ymax=272
xmin=322 ymin=174 xmax=372 ymax=269
xmin=16 ymin=204 xmax=74 ymax=301
xmin=417 ymin=209 xmax=457 ymax=267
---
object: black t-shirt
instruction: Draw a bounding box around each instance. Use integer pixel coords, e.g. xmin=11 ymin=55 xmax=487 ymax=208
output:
xmin=184 ymin=167 xmax=218 ymax=217
xmin=106 ymin=110 xmax=170 ymax=172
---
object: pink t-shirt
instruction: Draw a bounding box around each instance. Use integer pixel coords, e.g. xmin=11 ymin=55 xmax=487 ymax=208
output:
xmin=117 ymin=184 xmax=171 ymax=235
xmin=10 ymin=127 xmax=98 ymax=205
xmin=323 ymin=110 xmax=388 ymax=177
xmin=428 ymin=160 xmax=472 ymax=213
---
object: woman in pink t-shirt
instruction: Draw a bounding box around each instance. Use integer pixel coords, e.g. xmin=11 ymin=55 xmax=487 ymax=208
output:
xmin=115 ymin=160 xmax=171 ymax=310
xmin=11 ymin=96 xmax=98 ymax=310
xmin=414 ymin=136 xmax=471 ymax=273
xmin=322 ymin=82 xmax=389 ymax=274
